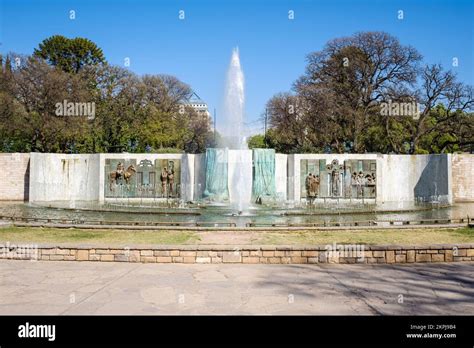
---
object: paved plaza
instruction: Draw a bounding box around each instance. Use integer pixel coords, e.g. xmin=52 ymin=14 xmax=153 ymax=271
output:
xmin=0 ymin=260 xmax=473 ymax=315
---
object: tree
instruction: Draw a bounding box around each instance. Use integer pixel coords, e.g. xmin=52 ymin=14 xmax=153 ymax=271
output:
xmin=34 ymin=35 xmax=105 ymax=73
xmin=266 ymin=31 xmax=473 ymax=154
xmin=137 ymin=74 xmax=194 ymax=151
xmin=0 ymin=55 xmax=92 ymax=152
xmin=183 ymin=110 xmax=214 ymax=153
xmin=247 ymin=134 xmax=266 ymax=149
xmin=409 ymin=65 xmax=474 ymax=153
xmin=265 ymin=93 xmax=320 ymax=153
xmin=293 ymin=31 xmax=422 ymax=153
xmin=2 ymin=32 xmax=216 ymax=154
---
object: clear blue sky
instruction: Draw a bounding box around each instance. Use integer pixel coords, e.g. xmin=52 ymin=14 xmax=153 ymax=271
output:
xmin=1 ymin=0 xmax=473 ymax=135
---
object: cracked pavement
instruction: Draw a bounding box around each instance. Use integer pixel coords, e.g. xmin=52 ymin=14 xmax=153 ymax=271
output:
xmin=0 ymin=260 xmax=473 ymax=315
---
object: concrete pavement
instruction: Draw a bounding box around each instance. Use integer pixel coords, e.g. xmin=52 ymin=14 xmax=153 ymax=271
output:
xmin=0 ymin=260 xmax=473 ymax=315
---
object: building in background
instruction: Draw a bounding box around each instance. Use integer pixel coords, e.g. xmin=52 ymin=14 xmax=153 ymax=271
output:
xmin=183 ymin=92 xmax=210 ymax=117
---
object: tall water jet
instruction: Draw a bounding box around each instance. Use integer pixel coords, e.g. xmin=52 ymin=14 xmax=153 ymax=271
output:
xmin=220 ymin=47 xmax=252 ymax=212
xmin=221 ymin=47 xmax=246 ymax=149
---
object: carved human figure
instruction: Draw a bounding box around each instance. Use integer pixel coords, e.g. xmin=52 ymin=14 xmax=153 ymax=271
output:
xmin=305 ymin=173 xmax=312 ymax=197
xmin=160 ymin=167 xmax=168 ymax=197
xmin=116 ymin=162 xmax=124 ymax=180
xmin=356 ymin=171 xmax=364 ymax=197
xmin=109 ymin=163 xmax=136 ymax=191
xmin=326 ymin=159 xmax=342 ymax=197
xmin=366 ymin=173 xmax=374 ymax=186
xmin=331 ymin=169 xmax=340 ymax=196
xmin=369 ymin=172 xmax=376 ymax=195
xmin=167 ymin=168 xmax=174 ymax=196
xmin=369 ymin=173 xmax=376 ymax=185
xmin=351 ymin=172 xmax=357 ymax=185
xmin=310 ymin=174 xmax=320 ymax=197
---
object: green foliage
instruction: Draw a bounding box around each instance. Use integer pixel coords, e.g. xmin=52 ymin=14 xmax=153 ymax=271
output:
xmin=3 ymin=33 xmax=472 ymax=155
xmin=34 ymin=35 xmax=106 ymax=73
xmin=247 ymin=134 xmax=266 ymax=149
xmin=265 ymin=31 xmax=473 ymax=154
xmin=148 ymin=147 xmax=184 ymax=154
xmin=1 ymin=37 xmax=214 ymax=154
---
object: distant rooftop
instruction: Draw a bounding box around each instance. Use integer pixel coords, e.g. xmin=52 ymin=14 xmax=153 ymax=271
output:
xmin=183 ymin=91 xmax=210 ymax=116
xmin=184 ymin=92 xmax=207 ymax=106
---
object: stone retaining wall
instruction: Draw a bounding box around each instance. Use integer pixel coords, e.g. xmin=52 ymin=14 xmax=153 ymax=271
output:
xmin=0 ymin=153 xmax=30 ymax=201
xmin=2 ymin=244 xmax=474 ymax=264
xmin=452 ymin=154 xmax=474 ymax=202
xmin=0 ymin=153 xmax=473 ymax=203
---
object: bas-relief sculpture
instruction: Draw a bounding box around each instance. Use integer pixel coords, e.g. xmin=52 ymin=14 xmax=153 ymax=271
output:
xmin=301 ymin=159 xmax=377 ymax=201
xmin=305 ymin=173 xmax=320 ymax=199
xmin=109 ymin=162 xmax=137 ymax=190
xmin=327 ymin=159 xmax=344 ymax=197
xmin=158 ymin=159 xmax=178 ymax=198
xmin=105 ymin=158 xmax=181 ymax=198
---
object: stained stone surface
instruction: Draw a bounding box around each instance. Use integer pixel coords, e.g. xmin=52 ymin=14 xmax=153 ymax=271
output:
xmin=0 ymin=260 xmax=473 ymax=315
xmin=25 ymin=152 xmax=458 ymax=205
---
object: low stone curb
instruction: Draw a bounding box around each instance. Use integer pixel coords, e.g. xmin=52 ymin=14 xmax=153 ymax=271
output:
xmin=9 ymin=221 xmax=470 ymax=231
xmin=1 ymin=243 xmax=474 ymax=264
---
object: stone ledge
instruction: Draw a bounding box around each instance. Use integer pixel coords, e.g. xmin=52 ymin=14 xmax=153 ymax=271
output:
xmin=19 ymin=243 xmax=474 ymax=251
xmin=8 ymin=221 xmax=471 ymax=232
xmin=1 ymin=244 xmax=474 ymax=265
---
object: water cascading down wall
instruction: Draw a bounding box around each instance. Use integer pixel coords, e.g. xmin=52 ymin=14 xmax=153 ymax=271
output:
xmin=203 ymin=148 xmax=229 ymax=201
xmin=252 ymin=149 xmax=276 ymax=202
xmin=203 ymin=148 xmax=277 ymax=205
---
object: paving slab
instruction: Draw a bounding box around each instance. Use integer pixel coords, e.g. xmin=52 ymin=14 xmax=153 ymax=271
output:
xmin=0 ymin=260 xmax=473 ymax=315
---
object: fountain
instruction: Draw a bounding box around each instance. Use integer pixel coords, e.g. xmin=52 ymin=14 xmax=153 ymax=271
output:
xmin=14 ymin=50 xmax=462 ymax=227
xmin=215 ymin=47 xmax=253 ymax=213
xmin=221 ymin=47 xmax=246 ymax=150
